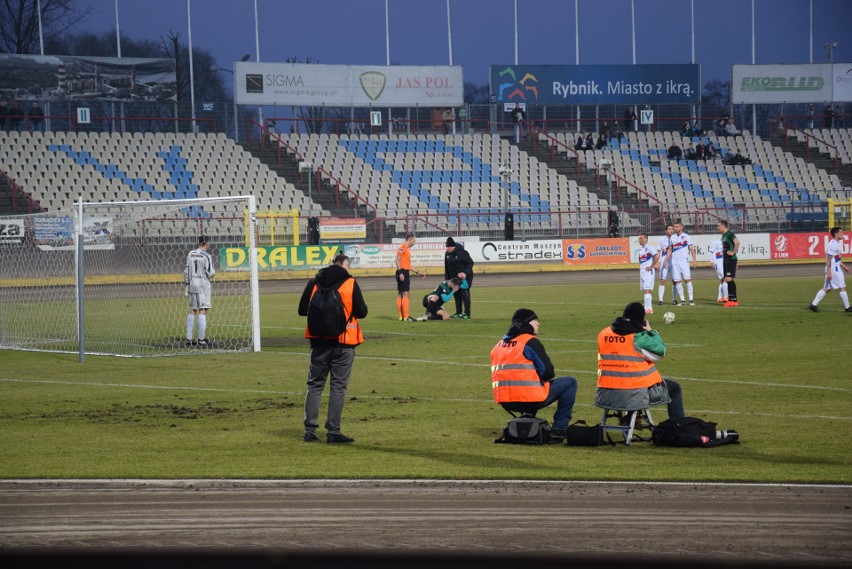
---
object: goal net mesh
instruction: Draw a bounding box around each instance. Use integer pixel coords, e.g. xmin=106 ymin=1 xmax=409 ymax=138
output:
xmin=0 ymin=196 xmax=259 ymax=357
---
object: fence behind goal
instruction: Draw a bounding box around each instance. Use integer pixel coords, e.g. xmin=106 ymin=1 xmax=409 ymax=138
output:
xmin=0 ymin=196 xmax=260 ymax=357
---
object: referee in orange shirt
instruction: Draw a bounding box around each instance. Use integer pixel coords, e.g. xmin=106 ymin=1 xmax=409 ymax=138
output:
xmin=395 ymin=233 xmax=423 ymax=321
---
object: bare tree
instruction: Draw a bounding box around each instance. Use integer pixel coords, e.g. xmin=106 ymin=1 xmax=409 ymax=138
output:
xmin=0 ymin=0 xmax=87 ymax=54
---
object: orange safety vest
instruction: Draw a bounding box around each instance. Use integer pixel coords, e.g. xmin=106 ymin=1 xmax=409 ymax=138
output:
xmin=596 ymin=326 xmax=661 ymax=389
xmin=490 ymin=333 xmax=549 ymax=403
xmin=304 ymin=278 xmax=363 ymax=346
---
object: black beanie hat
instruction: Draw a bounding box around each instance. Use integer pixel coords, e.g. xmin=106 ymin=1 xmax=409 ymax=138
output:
xmin=623 ymin=302 xmax=646 ymax=324
xmin=446 ymin=237 xmax=456 ymax=247
xmin=511 ymin=308 xmax=539 ymax=325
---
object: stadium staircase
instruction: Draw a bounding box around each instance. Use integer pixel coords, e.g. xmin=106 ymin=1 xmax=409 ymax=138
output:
xmin=512 ymin=135 xmax=660 ymax=232
xmin=774 ymin=132 xmax=852 ymax=192
xmin=242 ymin=140 xmax=381 ymax=242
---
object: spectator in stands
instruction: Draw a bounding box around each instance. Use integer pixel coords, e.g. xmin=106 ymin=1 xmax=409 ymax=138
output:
xmin=835 ymin=103 xmax=845 ymax=128
xmin=724 ymin=150 xmax=752 ymax=166
xmin=623 ymin=106 xmax=637 ymax=131
xmin=585 ymin=133 xmax=594 ymax=149
xmin=667 ymin=141 xmax=683 ymax=161
xmin=823 ymin=105 xmax=834 ymax=128
xmin=680 ymin=121 xmax=692 ymax=136
xmin=574 ymin=133 xmax=587 ymax=151
xmin=695 ymin=141 xmax=706 ymax=160
xmin=28 ymin=101 xmax=45 ymax=132
xmin=705 ymin=141 xmax=717 ymax=160
xmin=595 ymin=133 xmax=607 ymax=150
xmin=807 ymin=104 xmax=815 ymax=129
xmin=725 ymin=117 xmax=739 ymax=136
xmin=685 ymin=143 xmax=697 ymax=161
xmin=510 ymin=103 xmax=526 ymax=143
xmin=442 ymin=107 xmax=454 ymax=135
xmin=0 ymin=100 xmax=8 ymax=130
xmin=8 ymin=101 xmax=24 ymax=132
xmin=714 ymin=117 xmax=727 ymax=136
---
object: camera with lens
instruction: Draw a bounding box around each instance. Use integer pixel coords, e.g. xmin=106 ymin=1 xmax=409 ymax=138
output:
xmin=715 ymin=429 xmax=739 ymax=442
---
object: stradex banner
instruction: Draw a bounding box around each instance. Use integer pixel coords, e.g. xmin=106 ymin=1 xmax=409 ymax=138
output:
xmin=834 ymin=64 xmax=852 ymax=103
xmin=466 ymin=240 xmax=564 ymax=263
xmin=234 ymin=63 xmax=463 ymax=107
xmin=489 ymin=64 xmax=700 ymax=105
xmin=731 ymin=64 xmax=836 ymax=104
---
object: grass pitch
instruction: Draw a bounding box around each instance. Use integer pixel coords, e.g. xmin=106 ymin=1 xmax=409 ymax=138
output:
xmin=1 ymin=271 xmax=850 ymax=482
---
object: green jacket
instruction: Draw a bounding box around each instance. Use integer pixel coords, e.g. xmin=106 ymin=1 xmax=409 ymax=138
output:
xmin=633 ymin=329 xmax=667 ymax=357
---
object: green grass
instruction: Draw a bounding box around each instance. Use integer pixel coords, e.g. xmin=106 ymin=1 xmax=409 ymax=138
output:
xmin=1 ymin=273 xmax=850 ymax=482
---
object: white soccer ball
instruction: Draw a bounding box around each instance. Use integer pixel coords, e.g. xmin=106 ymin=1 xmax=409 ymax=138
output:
xmin=663 ymin=311 xmax=676 ymax=324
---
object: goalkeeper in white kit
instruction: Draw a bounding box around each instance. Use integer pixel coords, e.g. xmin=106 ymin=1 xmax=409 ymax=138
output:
xmin=184 ymin=235 xmax=215 ymax=346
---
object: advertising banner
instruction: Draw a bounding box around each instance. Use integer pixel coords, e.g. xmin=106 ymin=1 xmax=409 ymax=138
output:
xmin=466 ymin=240 xmax=563 ymax=263
xmin=490 ymin=64 xmax=700 ymax=105
xmin=0 ymin=54 xmax=176 ymax=102
xmin=343 ymin=242 xmax=446 ymax=270
xmin=732 ymin=64 xmax=833 ymax=104
xmin=769 ymin=232 xmax=850 ymax=260
xmin=562 ymin=238 xmax=631 ymax=265
xmin=222 ymin=244 xmax=342 ymax=271
xmin=833 ymin=64 xmax=852 ymax=103
xmin=33 ymin=215 xmax=114 ymax=251
xmin=234 ymin=63 xmax=463 ymax=107
xmin=320 ymin=218 xmax=366 ymax=241
xmin=0 ymin=218 xmax=25 ymax=244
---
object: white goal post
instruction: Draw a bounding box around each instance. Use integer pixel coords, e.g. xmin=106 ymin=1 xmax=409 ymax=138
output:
xmin=0 ymin=195 xmax=260 ymax=358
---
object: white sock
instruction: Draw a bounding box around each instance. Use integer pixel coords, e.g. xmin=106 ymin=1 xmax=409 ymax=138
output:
xmin=722 ymin=282 xmax=729 ymax=299
xmin=686 ymin=282 xmax=694 ymax=301
xmin=717 ymin=283 xmax=723 ymax=301
xmin=675 ymin=283 xmax=684 ymax=302
xmin=840 ymin=291 xmax=850 ymax=309
xmin=812 ymin=289 xmax=827 ymax=306
xmin=186 ymin=314 xmax=195 ymax=340
xmin=198 ymin=314 xmax=207 ymax=340
xmin=658 ymin=285 xmax=665 ymax=302
xmin=644 ymin=293 xmax=652 ymax=311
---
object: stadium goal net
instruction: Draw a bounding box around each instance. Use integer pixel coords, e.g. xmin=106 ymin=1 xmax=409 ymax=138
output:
xmin=0 ymin=196 xmax=260 ymax=357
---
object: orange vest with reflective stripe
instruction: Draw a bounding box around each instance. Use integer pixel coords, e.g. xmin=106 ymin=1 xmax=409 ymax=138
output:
xmin=304 ymin=278 xmax=363 ymax=346
xmin=597 ymin=326 xmax=661 ymax=389
xmin=490 ymin=333 xmax=550 ymax=403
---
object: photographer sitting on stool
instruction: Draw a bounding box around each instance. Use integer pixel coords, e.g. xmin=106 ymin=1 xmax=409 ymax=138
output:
xmin=490 ymin=308 xmax=578 ymax=441
xmin=596 ymin=302 xmax=684 ymax=419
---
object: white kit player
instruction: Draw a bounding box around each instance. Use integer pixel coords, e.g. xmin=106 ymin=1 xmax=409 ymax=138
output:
xmin=670 ymin=221 xmax=697 ymax=305
xmin=809 ymin=227 xmax=851 ymax=313
xmin=707 ymin=238 xmax=728 ymax=303
xmin=184 ymin=235 xmax=216 ymax=346
xmin=638 ymin=233 xmax=660 ymax=313
xmin=657 ymin=223 xmax=675 ymax=306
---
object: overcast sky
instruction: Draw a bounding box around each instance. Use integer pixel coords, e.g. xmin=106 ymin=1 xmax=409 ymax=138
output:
xmin=82 ymin=0 xmax=852 ymax=88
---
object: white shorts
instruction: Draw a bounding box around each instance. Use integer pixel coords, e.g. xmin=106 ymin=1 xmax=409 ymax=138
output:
xmin=671 ymin=257 xmax=692 ymax=281
xmin=660 ymin=261 xmax=669 ymax=284
xmin=640 ymin=268 xmax=655 ymax=291
xmin=189 ymin=289 xmax=212 ymax=310
xmin=713 ymin=259 xmax=724 ymax=280
xmin=825 ymin=266 xmax=847 ymax=290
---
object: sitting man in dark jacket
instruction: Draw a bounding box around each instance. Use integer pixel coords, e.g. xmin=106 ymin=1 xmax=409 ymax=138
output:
xmin=667 ymin=142 xmax=683 ymax=161
xmin=490 ymin=308 xmax=578 ymax=441
xmin=596 ymin=302 xmax=684 ymax=419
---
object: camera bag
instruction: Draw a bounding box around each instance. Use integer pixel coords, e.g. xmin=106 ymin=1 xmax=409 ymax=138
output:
xmin=494 ymin=415 xmax=551 ymax=445
xmin=651 ymin=416 xmax=740 ymax=448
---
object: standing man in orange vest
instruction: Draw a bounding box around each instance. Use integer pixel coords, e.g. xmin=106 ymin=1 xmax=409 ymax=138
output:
xmin=596 ymin=302 xmax=684 ymax=419
xmin=394 ymin=233 xmax=424 ymax=322
xmin=490 ymin=308 xmax=578 ymax=441
xmin=298 ymin=253 xmax=368 ymax=444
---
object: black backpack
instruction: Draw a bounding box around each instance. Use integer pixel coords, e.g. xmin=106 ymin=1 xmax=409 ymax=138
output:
xmin=307 ymin=279 xmax=349 ymax=337
xmin=652 ymin=416 xmax=740 ymax=448
xmin=494 ymin=415 xmax=552 ymax=445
